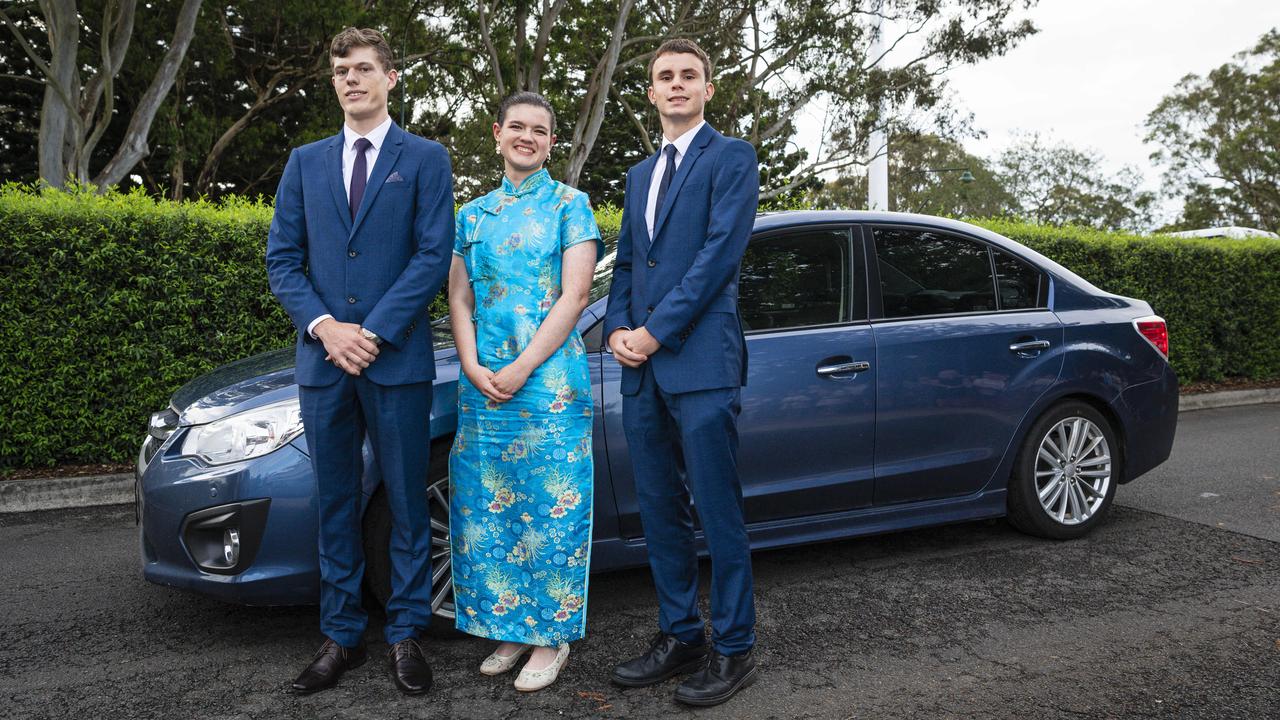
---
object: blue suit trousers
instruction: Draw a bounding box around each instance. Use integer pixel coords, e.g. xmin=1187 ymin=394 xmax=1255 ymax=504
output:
xmin=623 ymin=367 xmax=756 ymax=655
xmin=298 ymin=375 xmax=433 ymax=646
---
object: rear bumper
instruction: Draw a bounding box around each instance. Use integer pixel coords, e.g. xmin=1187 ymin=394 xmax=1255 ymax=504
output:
xmin=1115 ymin=363 xmax=1179 ymax=483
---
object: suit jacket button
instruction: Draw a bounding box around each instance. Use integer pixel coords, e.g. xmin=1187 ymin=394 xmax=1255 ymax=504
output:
xmin=348 ymin=250 xmax=358 ymax=258
xmin=646 ymin=306 xmax=654 ymax=314
xmin=348 ymin=296 xmax=357 ymax=304
xmin=647 ymin=259 xmax=657 ymax=267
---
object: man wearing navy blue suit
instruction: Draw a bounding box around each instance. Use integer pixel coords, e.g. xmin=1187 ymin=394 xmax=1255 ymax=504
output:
xmin=606 ymin=39 xmax=760 ymax=707
xmin=266 ymin=27 xmax=451 ymax=696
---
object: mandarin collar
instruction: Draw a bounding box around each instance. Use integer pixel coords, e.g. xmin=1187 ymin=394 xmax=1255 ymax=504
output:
xmin=500 ymin=168 xmax=551 ymax=197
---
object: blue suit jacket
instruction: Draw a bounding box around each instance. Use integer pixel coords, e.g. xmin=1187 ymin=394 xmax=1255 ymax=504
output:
xmin=605 ymin=124 xmax=759 ymax=395
xmin=266 ymin=122 xmax=454 ymax=387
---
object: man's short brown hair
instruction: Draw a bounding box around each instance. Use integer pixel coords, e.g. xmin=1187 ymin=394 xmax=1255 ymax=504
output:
xmin=330 ymin=27 xmax=394 ymax=71
xmin=647 ymin=38 xmax=713 ymax=83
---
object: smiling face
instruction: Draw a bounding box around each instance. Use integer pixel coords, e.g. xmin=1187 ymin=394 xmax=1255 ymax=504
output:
xmin=331 ymin=46 xmax=396 ymax=130
xmin=492 ymin=103 xmax=556 ymax=183
xmin=648 ymin=51 xmax=714 ymax=131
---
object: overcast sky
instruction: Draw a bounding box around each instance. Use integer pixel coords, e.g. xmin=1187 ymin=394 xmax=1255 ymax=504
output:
xmin=860 ymin=0 xmax=1280 ymax=223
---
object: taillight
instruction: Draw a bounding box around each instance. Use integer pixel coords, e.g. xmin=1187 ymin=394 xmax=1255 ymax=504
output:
xmin=1133 ymin=316 xmax=1168 ymax=358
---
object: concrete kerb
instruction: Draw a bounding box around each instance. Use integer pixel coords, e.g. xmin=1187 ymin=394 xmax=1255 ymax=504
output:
xmin=2 ymin=388 xmax=1278 ymax=514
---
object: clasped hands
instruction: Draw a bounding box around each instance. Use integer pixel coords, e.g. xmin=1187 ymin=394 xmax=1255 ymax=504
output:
xmin=316 ymin=319 xmax=379 ymax=376
xmin=608 ymin=327 xmax=660 ymax=368
xmin=463 ymin=358 xmax=532 ymax=403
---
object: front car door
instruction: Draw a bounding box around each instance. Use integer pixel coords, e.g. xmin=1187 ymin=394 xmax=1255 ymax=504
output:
xmin=868 ymin=224 xmax=1064 ymax=505
xmin=602 ymin=224 xmax=877 ymax=539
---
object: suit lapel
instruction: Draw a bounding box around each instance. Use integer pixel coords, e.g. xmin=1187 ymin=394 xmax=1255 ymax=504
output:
xmin=651 ymin=124 xmax=716 ymax=244
xmin=350 ymin=122 xmax=404 ymax=238
xmin=325 ymin=134 xmax=352 ymax=234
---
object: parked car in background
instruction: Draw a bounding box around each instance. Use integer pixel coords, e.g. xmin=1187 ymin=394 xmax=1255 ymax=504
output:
xmin=137 ymin=211 xmax=1179 ymax=617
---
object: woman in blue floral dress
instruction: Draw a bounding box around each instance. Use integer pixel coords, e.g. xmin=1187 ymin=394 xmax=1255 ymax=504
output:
xmin=447 ymin=92 xmax=602 ymax=692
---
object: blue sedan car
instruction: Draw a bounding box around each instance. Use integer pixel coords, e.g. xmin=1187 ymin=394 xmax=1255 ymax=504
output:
xmin=137 ymin=211 xmax=1179 ymax=617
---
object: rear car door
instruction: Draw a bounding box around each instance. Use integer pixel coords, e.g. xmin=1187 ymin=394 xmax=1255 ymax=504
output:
xmin=868 ymin=224 xmax=1063 ymax=505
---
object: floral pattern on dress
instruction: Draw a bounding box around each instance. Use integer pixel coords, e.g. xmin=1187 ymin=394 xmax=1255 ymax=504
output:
xmin=449 ymin=168 xmax=603 ymax=646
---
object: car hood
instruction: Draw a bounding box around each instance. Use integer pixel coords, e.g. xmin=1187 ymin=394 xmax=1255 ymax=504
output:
xmin=172 ymin=349 xmax=300 ymax=425
xmin=172 ymin=329 xmax=460 ymax=426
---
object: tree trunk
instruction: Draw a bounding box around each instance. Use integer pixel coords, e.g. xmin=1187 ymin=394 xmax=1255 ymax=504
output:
xmin=564 ymin=0 xmax=636 ymax=187
xmin=34 ymin=0 xmax=79 ymax=187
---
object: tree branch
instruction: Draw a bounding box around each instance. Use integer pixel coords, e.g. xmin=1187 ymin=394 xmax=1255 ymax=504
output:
xmin=93 ymin=0 xmax=203 ymax=190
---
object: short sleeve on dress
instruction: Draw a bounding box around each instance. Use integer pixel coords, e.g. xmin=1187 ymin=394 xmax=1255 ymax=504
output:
xmin=453 ymin=208 xmax=468 ymax=257
xmin=559 ymin=191 xmax=604 ymax=262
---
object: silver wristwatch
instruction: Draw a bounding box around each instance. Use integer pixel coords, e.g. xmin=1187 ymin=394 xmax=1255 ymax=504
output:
xmin=359 ymin=328 xmax=383 ymax=346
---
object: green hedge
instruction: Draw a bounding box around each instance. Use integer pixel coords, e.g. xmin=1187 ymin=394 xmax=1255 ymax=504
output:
xmin=1 ymin=186 xmax=1277 ymax=470
xmin=976 ymin=219 xmax=1280 ymax=384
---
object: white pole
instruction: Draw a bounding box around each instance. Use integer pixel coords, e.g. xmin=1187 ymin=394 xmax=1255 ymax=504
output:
xmin=867 ymin=0 xmax=889 ymax=211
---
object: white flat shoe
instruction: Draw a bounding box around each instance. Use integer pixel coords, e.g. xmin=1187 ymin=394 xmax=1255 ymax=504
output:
xmin=480 ymin=643 xmax=531 ymax=676
xmin=513 ymin=643 xmax=570 ymax=692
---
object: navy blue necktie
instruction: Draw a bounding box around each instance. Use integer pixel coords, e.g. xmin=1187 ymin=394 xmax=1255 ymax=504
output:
xmin=654 ymin=144 xmax=678 ymax=217
xmin=349 ymin=137 xmax=372 ymax=220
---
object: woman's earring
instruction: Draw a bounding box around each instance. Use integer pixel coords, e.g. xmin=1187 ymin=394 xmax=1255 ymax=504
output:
xmin=496 ymin=143 xmax=502 ymax=155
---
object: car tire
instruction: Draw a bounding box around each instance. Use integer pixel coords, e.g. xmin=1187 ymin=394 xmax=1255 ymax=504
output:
xmin=1007 ymin=400 xmax=1121 ymax=540
xmin=362 ymin=439 xmax=455 ymax=619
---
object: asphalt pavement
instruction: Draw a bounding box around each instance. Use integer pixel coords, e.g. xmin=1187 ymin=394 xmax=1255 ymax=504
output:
xmin=0 ymin=406 xmax=1277 ymax=719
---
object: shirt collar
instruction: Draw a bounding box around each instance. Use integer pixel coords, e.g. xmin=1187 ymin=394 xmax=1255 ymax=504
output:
xmin=343 ymin=116 xmax=393 ymax=152
xmin=660 ymin=120 xmax=706 ymax=158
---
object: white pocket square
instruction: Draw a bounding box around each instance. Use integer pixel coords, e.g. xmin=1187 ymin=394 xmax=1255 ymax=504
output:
xmin=386 ymin=171 xmax=405 ymax=183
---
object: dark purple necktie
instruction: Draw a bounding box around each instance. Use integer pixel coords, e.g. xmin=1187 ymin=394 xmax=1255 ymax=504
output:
xmin=654 ymin=144 xmax=678 ymax=216
xmin=349 ymin=137 xmax=372 ymax=220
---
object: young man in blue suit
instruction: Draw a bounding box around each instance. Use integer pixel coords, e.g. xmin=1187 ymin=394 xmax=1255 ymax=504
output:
xmin=266 ymin=27 xmax=452 ymax=696
xmin=606 ymin=38 xmax=761 ymax=707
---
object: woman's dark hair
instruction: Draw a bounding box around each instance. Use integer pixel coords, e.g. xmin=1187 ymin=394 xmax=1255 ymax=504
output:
xmin=497 ymin=91 xmax=556 ymax=133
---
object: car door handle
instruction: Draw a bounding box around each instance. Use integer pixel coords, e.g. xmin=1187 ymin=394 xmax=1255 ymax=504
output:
xmin=817 ymin=360 xmax=871 ymax=376
xmin=1009 ymin=339 xmax=1051 ymax=354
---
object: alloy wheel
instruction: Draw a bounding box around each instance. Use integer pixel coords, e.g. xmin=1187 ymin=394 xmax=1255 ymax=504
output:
xmin=1034 ymin=416 xmax=1112 ymax=526
xmin=427 ymin=476 xmax=455 ymax=619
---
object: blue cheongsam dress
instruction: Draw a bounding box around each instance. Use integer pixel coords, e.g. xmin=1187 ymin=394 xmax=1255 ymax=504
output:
xmin=449 ymin=168 xmax=603 ymax=646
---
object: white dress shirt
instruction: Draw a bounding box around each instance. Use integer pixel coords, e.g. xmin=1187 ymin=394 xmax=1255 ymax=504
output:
xmin=308 ymin=116 xmax=394 ymax=338
xmin=645 ymin=120 xmax=705 ymax=239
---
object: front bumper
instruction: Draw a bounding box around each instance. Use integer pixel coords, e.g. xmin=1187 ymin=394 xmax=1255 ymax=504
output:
xmin=137 ymin=431 xmax=320 ymax=606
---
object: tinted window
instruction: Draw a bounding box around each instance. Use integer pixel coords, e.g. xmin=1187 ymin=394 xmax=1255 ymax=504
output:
xmin=994 ymin=250 xmax=1045 ymax=310
xmin=739 ymin=229 xmax=854 ymax=331
xmin=873 ymin=227 xmax=995 ymax=318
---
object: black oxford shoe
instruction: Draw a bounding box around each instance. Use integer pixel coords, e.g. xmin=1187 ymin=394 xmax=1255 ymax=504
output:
xmin=387 ymin=637 xmax=433 ymax=695
xmin=674 ymin=648 xmax=757 ymax=706
xmin=289 ymin=638 xmax=367 ymax=695
xmin=611 ymin=631 xmax=709 ymax=687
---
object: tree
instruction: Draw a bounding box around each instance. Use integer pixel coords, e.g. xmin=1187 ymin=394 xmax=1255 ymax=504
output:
xmin=439 ymin=0 xmax=1037 ymax=203
xmin=808 ymin=133 xmax=1012 ymax=217
xmin=995 ymin=133 xmax=1155 ymax=232
xmin=0 ymin=0 xmax=203 ymax=190
xmin=1145 ymin=29 xmax=1280 ymax=232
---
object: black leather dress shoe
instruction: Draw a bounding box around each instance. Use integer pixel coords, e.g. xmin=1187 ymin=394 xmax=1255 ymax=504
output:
xmin=674 ymin=648 xmax=757 ymax=706
xmin=289 ymin=638 xmax=367 ymax=695
xmin=387 ymin=637 xmax=433 ymax=695
xmin=611 ymin=631 xmax=709 ymax=687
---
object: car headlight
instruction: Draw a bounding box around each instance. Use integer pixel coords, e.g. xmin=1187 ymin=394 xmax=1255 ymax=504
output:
xmin=180 ymin=398 xmax=304 ymax=466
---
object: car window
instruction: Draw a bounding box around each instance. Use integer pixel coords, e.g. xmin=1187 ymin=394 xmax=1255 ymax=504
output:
xmin=993 ymin=249 xmax=1046 ymax=310
xmin=739 ymin=228 xmax=855 ymax=332
xmin=873 ymin=227 xmax=996 ymax=319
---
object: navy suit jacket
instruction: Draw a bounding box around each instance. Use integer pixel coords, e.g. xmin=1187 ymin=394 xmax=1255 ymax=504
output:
xmin=266 ymin=122 xmax=454 ymax=387
xmin=605 ymin=124 xmax=759 ymax=395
